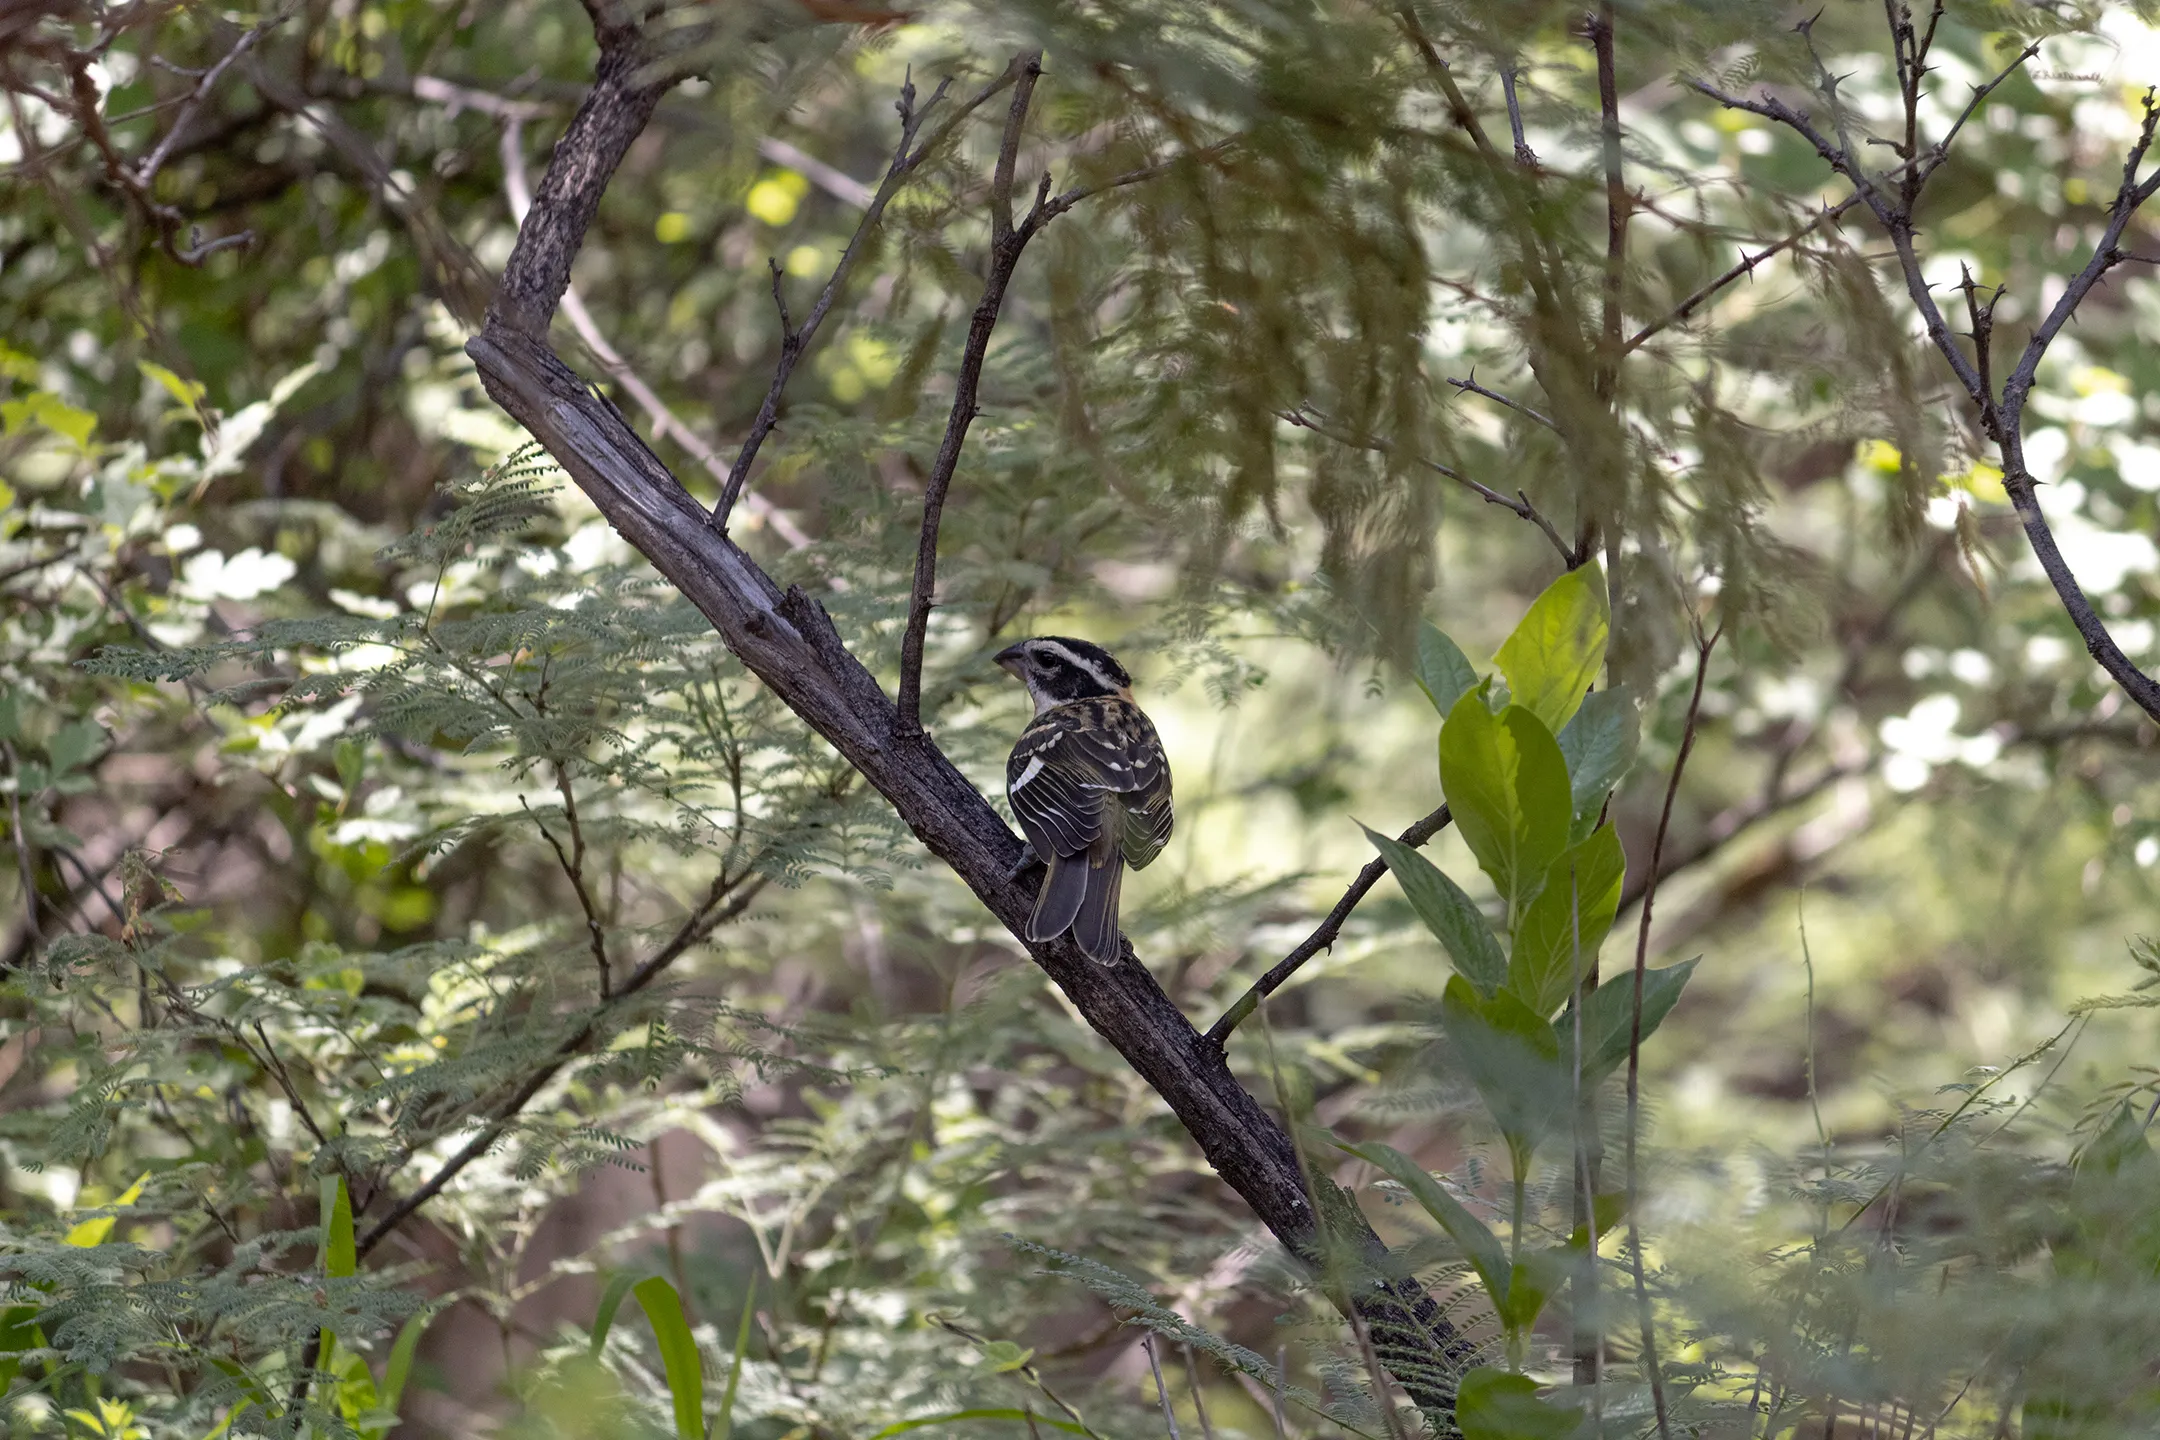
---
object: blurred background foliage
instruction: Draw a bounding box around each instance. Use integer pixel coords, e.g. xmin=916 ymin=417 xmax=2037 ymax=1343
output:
xmin=6 ymin=0 xmax=2160 ymax=1435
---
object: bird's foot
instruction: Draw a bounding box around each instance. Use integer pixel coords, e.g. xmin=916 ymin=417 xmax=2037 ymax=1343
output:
xmin=1004 ymin=843 xmax=1043 ymax=884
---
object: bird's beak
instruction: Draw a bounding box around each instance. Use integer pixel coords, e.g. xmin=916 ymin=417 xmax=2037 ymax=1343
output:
xmin=993 ymin=642 xmax=1027 ymax=678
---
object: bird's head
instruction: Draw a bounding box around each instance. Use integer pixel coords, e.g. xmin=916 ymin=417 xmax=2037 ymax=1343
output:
xmin=994 ymin=636 xmax=1135 ymax=714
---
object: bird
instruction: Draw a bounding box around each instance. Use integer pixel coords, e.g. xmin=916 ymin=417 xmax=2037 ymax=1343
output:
xmin=994 ymin=636 xmax=1174 ymax=964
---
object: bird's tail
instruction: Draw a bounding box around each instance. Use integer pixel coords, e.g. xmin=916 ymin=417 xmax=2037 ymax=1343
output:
xmin=1069 ymin=849 xmax=1126 ymax=965
xmin=1027 ymin=845 xmax=1127 ymax=965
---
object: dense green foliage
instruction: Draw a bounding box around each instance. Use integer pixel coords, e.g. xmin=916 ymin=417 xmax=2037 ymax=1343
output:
xmin=7 ymin=0 xmax=2160 ymax=1437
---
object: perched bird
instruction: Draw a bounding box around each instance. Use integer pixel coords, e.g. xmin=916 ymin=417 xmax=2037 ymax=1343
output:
xmin=995 ymin=636 xmax=1174 ymax=964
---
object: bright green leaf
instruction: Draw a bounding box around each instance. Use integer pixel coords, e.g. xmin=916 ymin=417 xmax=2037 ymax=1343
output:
xmin=979 ymin=1339 xmax=1035 ymax=1373
xmin=1579 ymin=958 xmax=1700 ymax=1087
xmin=1507 ymin=825 xmax=1626 ymax=1018
xmin=634 ymin=1276 xmax=705 ymax=1440
xmin=1439 ymin=695 xmax=1571 ymax=920
xmin=368 ymin=1311 xmax=429 ymax=1439
xmin=1361 ymin=823 xmax=1506 ymax=996
xmin=1494 ymin=564 xmax=1608 ymax=736
xmin=1457 ymin=1368 xmax=1584 ymax=1440
xmin=1566 ymin=1192 xmax=1629 ymax=1251
xmin=1415 ymin=622 xmax=1480 ymax=716
xmin=65 ymin=1172 xmax=148 ymax=1247
xmin=589 ymin=1272 xmax=641 ymax=1359
xmin=318 ymin=1176 xmax=355 ymax=1279
xmin=1556 ymin=687 xmax=1637 ymax=837
xmin=1334 ymin=1137 xmax=1510 ymax=1312
xmin=713 ymin=1275 xmax=756 ymax=1440
xmin=138 ymin=361 xmax=207 ymax=412
xmin=1440 ymin=977 xmax=1570 ymax=1166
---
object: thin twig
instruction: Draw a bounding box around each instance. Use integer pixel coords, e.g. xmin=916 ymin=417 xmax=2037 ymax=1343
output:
xmin=1624 ymin=195 xmax=1859 ymax=353
xmin=711 ymin=60 xmax=1020 ymax=530
xmin=1624 ymin=618 xmax=1720 ymax=1440
xmin=893 ymin=52 xmax=1046 ymax=737
xmin=1 ymin=741 xmax=42 ymax=955
xmin=1145 ymin=1334 xmax=1184 ymax=1439
xmin=353 ymin=875 xmax=763 ymax=1257
xmin=1589 ymin=3 xmax=1627 ymax=399
xmin=1279 ymin=407 xmax=1574 ymax=564
xmin=1500 ymin=61 xmax=1535 ymax=166
xmin=1205 ymin=803 xmax=1451 ymax=1047
xmin=1182 ymin=1344 xmax=1218 ymax=1440
xmin=1444 ymin=372 xmax=1558 ymax=433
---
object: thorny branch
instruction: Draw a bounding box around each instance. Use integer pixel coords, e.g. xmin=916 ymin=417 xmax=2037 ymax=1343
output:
xmin=895 ymin=53 xmax=1051 ymax=739
xmin=710 ymin=60 xmax=1025 ymax=531
xmin=1445 ymin=372 xmax=1559 ymax=433
xmin=1204 ymin=803 xmax=1453 ymax=1047
xmin=1280 ymin=405 xmax=1578 ymax=564
xmin=1689 ymin=21 xmax=2160 ymax=726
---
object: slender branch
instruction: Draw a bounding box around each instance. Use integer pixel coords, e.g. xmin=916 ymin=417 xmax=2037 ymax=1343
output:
xmin=526 ymin=777 xmax=611 ymax=998
xmin=1205 ymin=803 xmax=1452 ymax=1047
xmin=1144 ymin=1334 xmax=1184 ymax=1440
xmin=355 ymin=876 xmax=764 ymax=1258
xmin=132 ymin=11 xmax=288 ymax=192
xmin=1624 ymin=195 xmax=1859 ymax=353
xmin=893 ymin=53 xmax=1044 ymax=738
xmin=1624 ymin=619 xmax=1719 ymax=1440
xmin=711 ymin=60 xmax=1024 ymax=531
xmin=1444 ymin=372 xmax=1558 ymax=433
xmin=2 ymin=741 xmax=44 ymax=955
xmin=1589 ymin=2 xmax=1627 ymax=399
xmin=1500 ymin=60 xmax=1535 ymax=166
xmin=1280 ymin=406 xmax=1575 ymax=564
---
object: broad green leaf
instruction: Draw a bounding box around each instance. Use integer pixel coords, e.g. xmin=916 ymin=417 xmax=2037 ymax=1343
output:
xmin=49 ymin=720 xmax=105 ymax=776
xmin=138 ymin=361 xmax=207 ymax=411
xmin=867 ymin=1412 xmax=1090 ymax=1439
xmin=1457 ymin=1367 xmax=1584 ymax=1440
xmin=1361 ymin=823 xmax=1506 ymax=996
xmin=1 ymin=392 xmax=97 ymax=448
xmin=1494 ymin=564 xmax=1608 ymax=736
xmin=634 ymin=1276 xmax=705 ymax=1440
xmin=1439 ymin=695 xmax=1571 ymax=920
xmin=1415 ymin=622 xmax=1479 ymax=716
xmin=1501 ymin=1248 xmax=1569 ymax=1332
xmin=1335 ymin=1138 xmax=1511 ymax=1311
xmin=1440 ymin=977 xmax=1570 ymax=1165
xmin=1507 ymin=825 xmax=1626 ymax=1018
xmin=979 ymin=1340 xmax=1034 ymax=1373
xmin=1578 ymin=958 xmax=1700 ymax=1087
xmin=1556 ymin=686 xmax=1637 ymax=838
xmin=713 ymin=1275 xmax=756 ymax=1440
xmin=65 ymin=1172 xmax=148 ymax=1247
xmin=1565 ymin=1193 xmax=1629 ymax=1251
xmin=318 ymin=1176 xmax=355 ymax=1278
xmin=588 ymin=1272 xmax=641 ymax=1359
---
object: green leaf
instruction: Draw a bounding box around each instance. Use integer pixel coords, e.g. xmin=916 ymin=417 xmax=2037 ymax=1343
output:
xmin=1506 ymin=825 xmax=1626 ymax=1018
xmin=1578 ymin=958 xmax=1700 ymax=1087
xmin=713 ymin=1275 xmax=755 ymax=1440
xmin=47 ymin=720 xmax=105 ymax=776
xmin=867 ymin=1412 xmax=1090 ymax=1439
xmin=1457 ymin=1368 xmax=1584 ymax=1440
xmin=589 ymin=1272 xmax=641 ymax=1359
xmin=1556 ymin=687 xmax=1637 ymax=838
xmin=1501 ymin=1248 xmax=1569 ymax=1332
xmin=1565 ymin=1193 xmax=1629 ymax=1250
xmin=1334 ymin=1137 xmax=1510 ymax=1312
xmin=1361 ymin=823 xmax=1506 ymax=997
xmin=1494 ymin=564 xmax=1608 ymax=737
xmin=1440 ymin=977 xmax=1570 ymax=1165
xmin=138 ymin=360 xmax=207 ymax=412
xmin=1415 ymin=622 xmax=1480 ymax=716
xmin=66 ymin=1172 xmax=148 ymax=1247
xmin=979 ymin=1339 xmax=1035 ymax=1373
xmin=1439 ymin=695 xmax=1571 ymax=920
xmin=318 ymin=1176 xmax=355 ymax=1279
xmin=634 ymin=1276 xmax=706 ymax=1440
xmin=370 ymin=1312 xmax=429 ymax=1438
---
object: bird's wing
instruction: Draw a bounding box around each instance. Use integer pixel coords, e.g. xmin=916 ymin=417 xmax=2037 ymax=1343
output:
xmin=1007 ymin=711 xmax=1108 ymax=860
xmin=1044 ymin=698 xmax=1175 ymax=871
